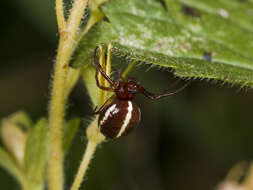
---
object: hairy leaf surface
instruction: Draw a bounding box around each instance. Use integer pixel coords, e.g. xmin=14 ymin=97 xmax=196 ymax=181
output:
xmin=73 ymin=0 xmax=253 ymax=86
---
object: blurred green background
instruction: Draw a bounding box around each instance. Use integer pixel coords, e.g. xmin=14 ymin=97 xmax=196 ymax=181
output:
xmin=1 ymin=0 xmax=253 ymax=190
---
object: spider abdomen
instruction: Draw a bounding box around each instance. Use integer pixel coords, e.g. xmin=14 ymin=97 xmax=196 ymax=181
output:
xmin=98 ymin=100 xmax=141 ymax=139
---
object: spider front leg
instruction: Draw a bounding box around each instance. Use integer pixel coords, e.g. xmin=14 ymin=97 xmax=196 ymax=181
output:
xmin=95 ymin=67 xmax=115 ymax=92
xmin=114 ymin=68 xmax=122 ymax=89
xmin=94 ymin=47 xmax=117 ymax=89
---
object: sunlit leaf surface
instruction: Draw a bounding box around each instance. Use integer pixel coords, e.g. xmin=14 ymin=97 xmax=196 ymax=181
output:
xmin=73 ymin=0 xmax=253 ymax=87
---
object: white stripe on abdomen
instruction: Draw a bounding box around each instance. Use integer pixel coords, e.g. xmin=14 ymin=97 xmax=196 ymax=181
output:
xmin=100 ymin=104 xmax=117 ymax=126
xmin=116 ymin=101 xmax=133 ymax=138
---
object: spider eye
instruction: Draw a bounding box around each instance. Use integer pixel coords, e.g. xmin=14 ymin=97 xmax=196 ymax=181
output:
xmin=129 ymin=89 xmax=137 ymax=94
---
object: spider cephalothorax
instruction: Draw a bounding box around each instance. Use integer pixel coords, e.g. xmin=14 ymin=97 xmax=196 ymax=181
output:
xmin=93 ymin=47 xmax=188 ymax=139
xmin=113 ymin=79 xmax=140 ymax=100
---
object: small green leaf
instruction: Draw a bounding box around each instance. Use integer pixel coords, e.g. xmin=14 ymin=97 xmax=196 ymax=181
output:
xmin=73 ymin=0 xmax=253 ymax=87
xmin=24 ymin=118 xmax=48 ymax=184
xmin=1 ymin=120 xmax=27 ymax=168
xmin=0 ymin=147 xmax=25 ymax=186
xmin=7 ymin=111 xmax=32 ymax=130
xmin=63 ymin=118 xmax=80 ymax=153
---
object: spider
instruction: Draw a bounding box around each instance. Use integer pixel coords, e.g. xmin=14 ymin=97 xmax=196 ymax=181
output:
xmin=93 ymin=47 xmax=189 ymax=139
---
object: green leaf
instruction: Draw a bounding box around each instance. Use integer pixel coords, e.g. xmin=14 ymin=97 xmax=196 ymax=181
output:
xmin=73 ymin=0 xmax=253 ymax=87
xmin=165 ymin=0 xmax=253 ymax=59
xmin=7 ymin=111 xmax=32 ymax=130
xmin=175 ymin=0 xmax=253 ymax=32
xmin=1 ymin=120 xmax=27 ymax=168
xmin=24 ymin=118 xmax=48 ymax=185
xmin=0 ymin=147 xmax=25 ymax=186
xmin=63 ymin=118 xmax=80 ymax=153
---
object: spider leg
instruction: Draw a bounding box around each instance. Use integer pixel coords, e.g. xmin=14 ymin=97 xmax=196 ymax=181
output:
xmin=93 ymin=106 xmax=98 ymax=113
xmin=139 ymin=81 xmax=190 ymax=100
xmin=93 ymin=95 xmax=116 ymax=115
xmin=95 ymin=67 xmax=115 ymax=91
xmin=160 ymin=79 xmax=181 ymax=94
xmin=94 ymin=47 xmax=117 ymax=88
xmin=115 ymin=69 xmax=122 ymax=89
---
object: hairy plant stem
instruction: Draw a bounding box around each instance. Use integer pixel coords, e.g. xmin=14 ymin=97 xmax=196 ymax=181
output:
xmin=55 ymin=0 xmax=66 ymax=31
xmin=49 ymin=38 xmax=68 ymax=190
xmin=70 ymin=140 xmax=98 ymax=190
xmin=70 ymin=117 xmax=105 ymax=190
xmin=49 ymin=0 xmax=88 ymax=190
xmin=71 ymin=132 xmax=98 ymax=190
xmin=122 ymin=61 xmax=138 ymax=79
xmin=49 ymin=56 xmax=70 ymax=186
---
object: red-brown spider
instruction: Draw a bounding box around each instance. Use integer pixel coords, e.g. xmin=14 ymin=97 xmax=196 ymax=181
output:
xmin=93 ymin=47 xmax=188 ymax=139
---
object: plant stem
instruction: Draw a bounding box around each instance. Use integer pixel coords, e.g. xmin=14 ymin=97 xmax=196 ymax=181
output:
xmin=70 ymin=141 xmax=97 ymax=190
xmin=77 ymin=0 xmax=106 ymax=43
xmin=48 ymin=38 xmax=69 ymax=190
xmin=70 ymin=117 xmax=105 ymax=190
xmin=122 ymin=61 xmax=138 ymax=78
xmin=56 ymin=0 xmax=66 ymax=32
xmin=77 ymin=10 xmax=104 ymax=43
xmin=64 ymin=68 xmax=80 ymax=101
xmin=67 ymin=0 xmax=89 ymax=34
xmin=23 ymin=181 xmax=44 ymax=190
xmin=49 ymin=0 xmax=88 ymax=190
